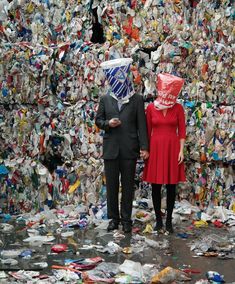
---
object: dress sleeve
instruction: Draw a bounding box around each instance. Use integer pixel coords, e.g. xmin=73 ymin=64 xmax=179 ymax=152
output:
xmin=146 ymin=103 xmax=153 ymax=140
xmin=177 ymin=104 xmax=186 ymax=139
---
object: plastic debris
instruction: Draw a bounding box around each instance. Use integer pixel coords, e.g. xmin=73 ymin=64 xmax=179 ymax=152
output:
xmin=119 ymin=260 xmax=143 ymax=280
xmin=151 ymin=266 xmax=191 ymax=283
xmin=51 ymin=244 xmax=68 ymax=253
xmin=206 ymin=271 xmax=225 ymax=283
xmin=97 ymin=241 xmax=121 ymax=255
xmin=23 ymin=235 xmax=55 ymax=243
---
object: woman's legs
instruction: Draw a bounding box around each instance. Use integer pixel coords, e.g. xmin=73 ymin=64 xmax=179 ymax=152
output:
xmin=152 ymin=184 xmax=176 ymax=233
xmin=166 ymin=184 xmax=176 ymax=232
xmin=152 ymin=184 xmax=163 ymax=230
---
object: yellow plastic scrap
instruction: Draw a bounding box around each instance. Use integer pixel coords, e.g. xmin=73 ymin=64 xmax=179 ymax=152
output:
xmin=151 ymin=266 xmax=191 ymax=284
xmin=231 ymin=202 xmax=235 ymax=213
xmin=197 ymin=109 xmax=202 ymax=120
xmin=136 ymin=211 xmax=145 ymax=218
xmin=143 ymin=223 xmax=153 ymax=234
xmin=65 ymin=10 xmax=71 ymax=22
xmin=26 ymin=2 xmax=34 ymax=13
xmin=25 ymin=49 xmax=31 ymax=60
xmin=122 ymin=247 xmax=132 ymax=254
xmin=68 ymin=179 xmax=81 ymax=194
xmin=151 ymin=267 xmax=175 ymax=284
xmin=193 ymin=220 xmax=208 ymax=227
xmin=68 ymin=237 xmax=79 ymax=250
xmin=151 ymin=20 xmax=158 ymax=29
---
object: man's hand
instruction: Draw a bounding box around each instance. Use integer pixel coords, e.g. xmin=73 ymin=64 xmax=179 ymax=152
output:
xmin=140 ymin=150 xmax=149 ymax=160
xmin=178 ymin=150 xmax=184 ymax=164
xmin=109 ymin=118 xmax=121 ymax=128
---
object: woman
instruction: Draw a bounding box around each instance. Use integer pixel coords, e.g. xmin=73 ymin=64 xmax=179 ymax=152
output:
xmin=143 ymin=73 xmax=186 ymax=233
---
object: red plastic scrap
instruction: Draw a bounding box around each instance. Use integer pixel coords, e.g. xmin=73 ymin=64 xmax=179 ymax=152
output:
xmin=213 ymin=220 xmax=223 ymax=228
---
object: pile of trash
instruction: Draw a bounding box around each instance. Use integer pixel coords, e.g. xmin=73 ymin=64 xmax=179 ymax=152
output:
xmin=0 ymin=0 xmax=234 ymax=213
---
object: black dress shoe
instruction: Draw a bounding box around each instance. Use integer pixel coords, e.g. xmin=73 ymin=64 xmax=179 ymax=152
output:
xmin=122 ymin=223 xmax=132 ymax=233
xmin=107 ymin=220 xmax=119 ymax=231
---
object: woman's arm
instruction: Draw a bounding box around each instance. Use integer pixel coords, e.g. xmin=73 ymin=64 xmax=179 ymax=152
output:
xmin=178 ymin=138 xmax=185 ymax=164
xmin=178 ymin=104 xmax=186 ymax=164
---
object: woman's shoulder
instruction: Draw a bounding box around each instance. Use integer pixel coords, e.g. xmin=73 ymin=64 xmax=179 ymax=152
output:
xmin=174 ymin=103 xmax=185 ymax=116
xmin=147 ymin=102 xmax=154 ymax=108
xmin=146 ymin=102 xmax=154 ymax=111
xmin=174 ymin=103 xmax=184 ymax=111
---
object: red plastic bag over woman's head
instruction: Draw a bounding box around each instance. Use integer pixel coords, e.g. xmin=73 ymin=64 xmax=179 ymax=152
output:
xmin=155 ymin=73 xmax=184 ymax=109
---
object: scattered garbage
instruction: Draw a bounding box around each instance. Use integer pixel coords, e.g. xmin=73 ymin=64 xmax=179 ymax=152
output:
xmin=190 ymin=233 xmax=235 ymax=257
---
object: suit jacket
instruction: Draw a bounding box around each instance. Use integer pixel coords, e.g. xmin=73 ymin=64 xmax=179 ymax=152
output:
xmin=95 ymin=94 xmax=149 ymax=159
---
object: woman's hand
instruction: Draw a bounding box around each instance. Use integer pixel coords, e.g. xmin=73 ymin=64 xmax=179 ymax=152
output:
xmin=140 ymin=150 xmax=149 ymax=160
xmin=178 ymin=150 xmax=184 ymax=164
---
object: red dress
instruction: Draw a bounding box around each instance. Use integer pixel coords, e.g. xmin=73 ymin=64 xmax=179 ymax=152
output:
xmin=143 ymin=103 xmax=186 ymax=184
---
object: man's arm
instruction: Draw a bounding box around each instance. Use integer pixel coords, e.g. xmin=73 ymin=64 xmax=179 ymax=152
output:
xmin=137 ymin=95 xmax=149 ymax=152
xmin=95 ymin=96 xmax=110 ymax=131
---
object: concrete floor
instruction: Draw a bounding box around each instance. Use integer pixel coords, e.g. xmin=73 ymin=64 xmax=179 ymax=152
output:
xmin=0 ymin=219 xmax=235 ymax=283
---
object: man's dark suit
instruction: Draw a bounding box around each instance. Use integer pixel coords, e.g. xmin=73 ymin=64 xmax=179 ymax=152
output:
xmin=95 ymin=94 xmax=149 ymax=226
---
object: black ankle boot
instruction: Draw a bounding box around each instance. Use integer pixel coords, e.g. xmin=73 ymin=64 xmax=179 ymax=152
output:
xmin=154 ymin=217 xmax=163 ymax=231
xmin=165 ymin=220 xmax=174 ymax=233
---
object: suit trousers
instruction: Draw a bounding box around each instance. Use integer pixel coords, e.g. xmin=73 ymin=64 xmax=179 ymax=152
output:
xmin=104 ymin=157 xmax=137 ymax=225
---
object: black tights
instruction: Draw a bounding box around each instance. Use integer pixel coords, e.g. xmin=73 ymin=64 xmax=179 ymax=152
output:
xmin=152 ymin=184 xmax=176 ymax=224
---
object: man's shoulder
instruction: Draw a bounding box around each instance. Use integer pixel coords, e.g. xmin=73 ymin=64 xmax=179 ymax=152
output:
xmin=100 ymin=94 xmax=111 ymax=101
xmin=133 ymin=93 xmax=142 ymax=98
xmin=131 ymin=93 xmax=143 ymax=101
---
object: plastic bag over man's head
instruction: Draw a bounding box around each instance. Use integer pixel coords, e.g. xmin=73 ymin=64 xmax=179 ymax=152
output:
xmin=100 ymin=58 xmax=134 ymax=101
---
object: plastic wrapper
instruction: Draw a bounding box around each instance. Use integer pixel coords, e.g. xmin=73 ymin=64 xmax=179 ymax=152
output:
xmin=23 ymin=235 xmax=55 ymax=244
xmin=206 ymin=271 xmax=225 ymax=283
xmin=0 ymin=249 xmax=23 ymax=259
xmin=131 ymin=234 xmax=169 ymax=253
xmin=151 ymin=266 xmax=191 ymax=283
xmin=86 ymin=262 xmax=119 ymax=283
xmin=96 ymin=241 xmax=121 ymax=254
xmin=51 ymin=244 xmax=68 ymax=253
xmin=0 ymin=258 xmax=18 ymax=266
xmin=142 ymin=264 xmax=161 ymax=284
xmin=52 ymin=269 xmax=81 ymax=282
xmin=0 ymin=223 xmax=14 ymax=232
xmin=0 ymin=271 xmax=7 ymax=279
xmin=119 ymin=260 xmax=143 ymax=280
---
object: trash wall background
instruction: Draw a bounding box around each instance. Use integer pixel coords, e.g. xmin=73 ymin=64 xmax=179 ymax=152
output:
xmin=0 ymin=0 xmax=234 ymax=214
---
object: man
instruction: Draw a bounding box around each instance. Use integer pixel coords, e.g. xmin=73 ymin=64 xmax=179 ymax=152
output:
xmin=95 ymin=58 xmax=149 ymax=233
